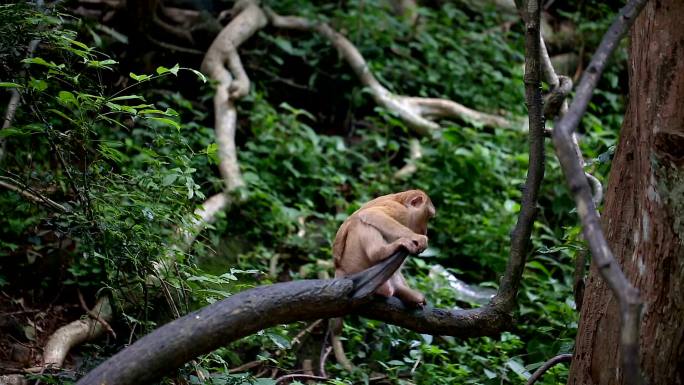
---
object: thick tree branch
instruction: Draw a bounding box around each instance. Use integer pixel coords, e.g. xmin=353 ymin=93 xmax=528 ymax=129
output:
xmin=265 ymin=8 xmax=512 ymax=136
xmin=550 ymin=0 xmax=648 ymax=384
xmin=491 ymin=0 xmax=545 ymax=312
xmin=43 ymin=296 xmax=112 ymax=368
xmin=394 ymin=138 xmax=423 ymax=178
xmin=201 ymin=0 xmax=265 ymax=193
xmin=79 ymin=252 xmax=400 ymax=384
xmin=76 ymin=250 xmax=514 ymax=385
xmin=190 ymin=0 xmax=266 ymax=234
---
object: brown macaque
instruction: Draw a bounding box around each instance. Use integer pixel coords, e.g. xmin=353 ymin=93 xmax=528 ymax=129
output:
xmin=333 ymin=189 xmax=435 ymax=306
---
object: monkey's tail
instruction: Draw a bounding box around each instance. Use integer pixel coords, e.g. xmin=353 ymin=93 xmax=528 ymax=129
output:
xmin=348 ymin=249 xmax=408 ymax=299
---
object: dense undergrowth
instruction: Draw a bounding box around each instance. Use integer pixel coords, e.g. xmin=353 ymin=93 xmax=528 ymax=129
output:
xmin=0 ymin=1 xmax=626 ymax=384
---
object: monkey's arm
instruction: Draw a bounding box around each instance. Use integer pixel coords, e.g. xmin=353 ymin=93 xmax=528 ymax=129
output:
xmin=357 ymin=206 xmax=417 ymax=241
xmin=359 ymin=225 xmax=421 ymax=263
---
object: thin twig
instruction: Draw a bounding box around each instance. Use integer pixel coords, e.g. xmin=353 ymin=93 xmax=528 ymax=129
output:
xmin=526 ymin=353 xmax=572 ymax=385
xmin=274 ymin=373 xmax=328 ymax=384
xmin=550 ymin=0 xmax=648 ymax=384
xmin=290 ymin=319 xmax=323 ymax=347
xmin=318 ymin=346 xmax=331 ymax=378
xmin=492 ymin=0 xmax=545 ymax=312
xmin=77 ymin=290 xmax=117 ymax=339
xmin=0 ymin=178 xmax=67 ymax=212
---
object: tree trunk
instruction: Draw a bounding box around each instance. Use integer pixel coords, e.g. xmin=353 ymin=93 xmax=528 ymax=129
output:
xmin=567 ymin=1 xmax=684 ymax=384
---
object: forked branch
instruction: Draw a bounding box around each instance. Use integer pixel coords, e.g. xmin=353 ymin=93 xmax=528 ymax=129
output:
xmin=265 ymin=8 xmax=512 ymax=136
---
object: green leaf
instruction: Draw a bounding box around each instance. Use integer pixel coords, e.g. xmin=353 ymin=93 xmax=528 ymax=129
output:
xmin=86 ymin=59 xmax=117 ymax=69
xmin=138 ymin=109 xmax=165 ymax=115
xmin=162 ymin=174 xmax=178 ymax=186
xmin=147 ymin=117 xmax=180 ymax=130
xmin=156 ymin=63 xmax=179 ymax=76
xmin=57 ymin=90 xmax=78 ymax=106
xmin=47 ymin=108 xmax=76 ymax=124
xmin=164 ymin=107 xmax=179 ymax=116
xmin=98 ymin=143 xmax=128 ymax=163
xmin=205 ymin=143 xmax=219 ymax=165
xmin=22 ymin=57 xmax=52 ymax=67
xmin=109 ymin=95 xmax=145 ymax=102
xmin=506 ymin=359 xmax=530 ymax=379
xmin=0 ymin=128 xmax=26 ymax=138
xmin=129 ymin=72 xmax=151 ymax=82
xmin=29 ymin=78 xmax=47 ymax=91
xmin=0 ymin=82 xmax=22 ymax=88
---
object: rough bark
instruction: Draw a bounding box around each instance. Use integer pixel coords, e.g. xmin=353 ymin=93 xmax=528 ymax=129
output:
xmin=568 ymin=1 xmax=684 ymax=384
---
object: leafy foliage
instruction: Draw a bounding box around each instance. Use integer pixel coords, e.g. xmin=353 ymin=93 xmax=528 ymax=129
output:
xmin=0 ymin=1 xmax=627 ymax=384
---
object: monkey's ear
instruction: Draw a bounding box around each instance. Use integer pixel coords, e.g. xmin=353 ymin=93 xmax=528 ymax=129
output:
xmin=408 ymin=194 xmax=424 ymax=207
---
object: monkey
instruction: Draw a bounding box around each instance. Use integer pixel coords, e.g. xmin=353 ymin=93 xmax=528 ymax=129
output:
xmin=325 ymin=190 xmax=435 ymax=371
xmin=333 ymin=189 xmax=436 ymax=306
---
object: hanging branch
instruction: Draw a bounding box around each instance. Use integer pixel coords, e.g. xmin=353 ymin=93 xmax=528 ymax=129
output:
xmin=550 ymin=0 xmax=648 ymax=384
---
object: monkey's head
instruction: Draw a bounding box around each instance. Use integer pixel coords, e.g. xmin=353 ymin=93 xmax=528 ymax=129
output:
xmin=400 ymin=189 xmax=435 ymax=235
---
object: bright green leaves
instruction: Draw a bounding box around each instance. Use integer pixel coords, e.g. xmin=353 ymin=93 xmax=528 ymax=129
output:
xmin=156 ymin=63 xmax=179 ymax=75
xmin=130 ymin=64 xmax=206 ymax=84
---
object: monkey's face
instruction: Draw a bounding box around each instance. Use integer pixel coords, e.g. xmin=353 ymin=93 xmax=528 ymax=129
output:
xmin=407 ymin=197 xmax=435 ymax=235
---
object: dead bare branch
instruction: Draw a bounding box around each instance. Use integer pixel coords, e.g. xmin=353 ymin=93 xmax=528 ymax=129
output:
xmin=549 ymin=0 xmax=648 ymax=383
xmin=43 ymin=296 xmax=113 ymax=368
xmin=394 ymin=138 xmax=423 ymax=178
xmin=201 ymin=0 xmax=266 ymax=193
xmin=1 ymin=31 xmax=41 ymax=161
xmin=0 ymin=177 xmax=68 ymax=212
xmin=265 ymin=8 xmax=512 ymax=136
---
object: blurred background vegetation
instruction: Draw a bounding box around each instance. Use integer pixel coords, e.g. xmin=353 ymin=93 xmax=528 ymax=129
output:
xmin=0 ymin=1 xmax=628 ymax=384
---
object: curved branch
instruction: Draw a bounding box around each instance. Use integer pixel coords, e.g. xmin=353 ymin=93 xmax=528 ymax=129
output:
xmin=76 ymin=250 xmax=512 ymax=385
xmin=201 ymin=0 xmax=267 ymax=192
xmin=549 ymin=0 xmax=648 ymax=384
xmin=540 ymin=36 xmax=603 ymax=206
xmin=526 ymin=353 xmax=572 ymax=385
xmin=188 ymin=0 xmax=268 ymax=239
xmin=265 ymin=9 xmax=512 ymax=136
xmin=43 ymin=297 xmax=113 ymax=368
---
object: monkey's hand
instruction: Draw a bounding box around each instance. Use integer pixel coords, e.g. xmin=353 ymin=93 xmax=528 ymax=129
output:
xmin=398 ymin=234 xmax=428 ymax=254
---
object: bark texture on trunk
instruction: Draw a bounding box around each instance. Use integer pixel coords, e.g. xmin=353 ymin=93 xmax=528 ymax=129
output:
xmin=568 ymin=1 xmax=684 ymax=384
